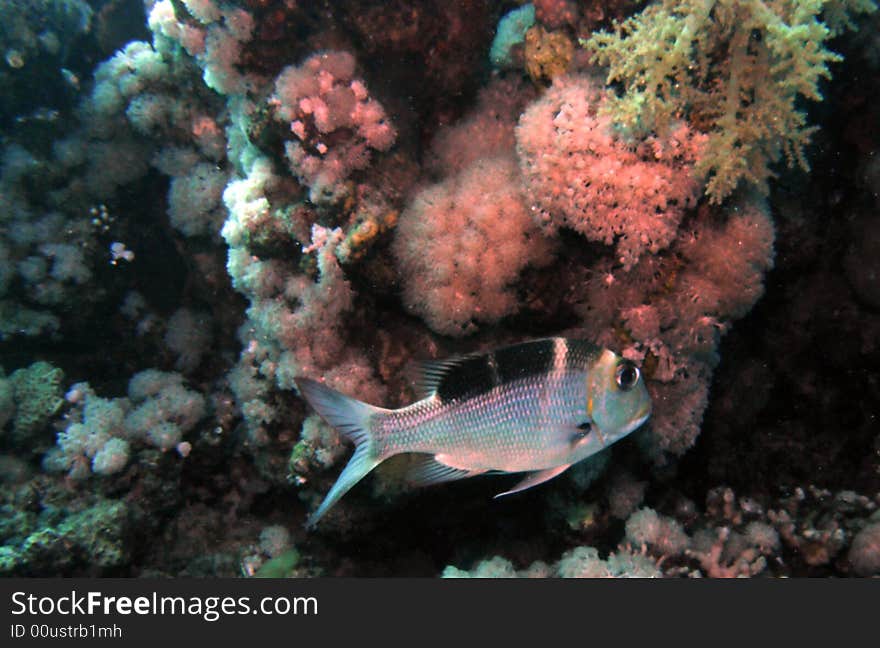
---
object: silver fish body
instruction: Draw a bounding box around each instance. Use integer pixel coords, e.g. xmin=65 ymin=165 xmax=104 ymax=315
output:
xmin=295 ymin=337 xmax=652 ymax=528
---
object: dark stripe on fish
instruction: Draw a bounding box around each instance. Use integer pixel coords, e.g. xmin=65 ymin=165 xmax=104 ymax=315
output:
xmin=564 ymin=339 xmax=603 ymax=368
xmin=431 ymin=352 xmax=502 ymax=402
xmin=433 ymin=338 xmax=566 ymax=403
xmin=492 ymin=338 xmax=557 ymax=384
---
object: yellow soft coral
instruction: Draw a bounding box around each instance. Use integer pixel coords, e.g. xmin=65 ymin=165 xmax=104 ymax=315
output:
xmin=584 ymin=0 xmax=877 ymax=202
xmin=524 ymin=25 xmax=574 ymax=83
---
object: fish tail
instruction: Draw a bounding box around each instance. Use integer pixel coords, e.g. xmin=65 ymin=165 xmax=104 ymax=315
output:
xmin=294 ymin=377 xmax=384 ymax=529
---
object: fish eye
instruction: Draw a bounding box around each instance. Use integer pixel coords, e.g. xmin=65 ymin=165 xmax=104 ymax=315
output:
xmin=615 ymin=361 xmax=640 ymax=391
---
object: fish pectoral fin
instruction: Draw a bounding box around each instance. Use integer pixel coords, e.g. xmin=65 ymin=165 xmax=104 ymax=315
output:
xmin=494 ymin=464 xmax=571 ymax=499
xmin=406 ymin=455 xmax=484 ymax=487
xmin=569 ymin=421 xmax=592 ymax=446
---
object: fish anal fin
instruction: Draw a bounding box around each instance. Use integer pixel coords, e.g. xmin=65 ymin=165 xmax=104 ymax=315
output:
xmin=406 ymin=454 xmax=484 ymax=487
xmin=494 ymin=464 xmax=571 ymax=499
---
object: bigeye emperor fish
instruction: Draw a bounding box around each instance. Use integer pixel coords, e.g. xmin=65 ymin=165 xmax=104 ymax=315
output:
xmin=295 ymin=337 xmax=652 ymax=528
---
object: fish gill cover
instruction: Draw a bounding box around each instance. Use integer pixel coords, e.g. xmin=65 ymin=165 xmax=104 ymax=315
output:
xmin=0 ymin=0 xmax=877 ymax=577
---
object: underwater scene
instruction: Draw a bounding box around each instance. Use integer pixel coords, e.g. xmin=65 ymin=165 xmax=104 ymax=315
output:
xmin=0 ymin=0 xmax=878 ymax=578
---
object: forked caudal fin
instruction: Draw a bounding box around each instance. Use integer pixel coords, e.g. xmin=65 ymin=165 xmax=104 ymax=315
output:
xmin=294 ymin=377 xmax=383 ymax=529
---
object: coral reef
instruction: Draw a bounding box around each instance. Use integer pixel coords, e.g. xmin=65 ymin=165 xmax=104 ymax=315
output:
xmin=445 ymin=484 xmax=880 ymax=578
xmin=516 ymin=74 xmax=706 ymax=270
xmin=584 ymin=0 xmax=878 ymax=201
xmin=0 ymin=0 xmax=876 ymax=578
xmin=442 ymin=546 xmax=663 ymax=578
xmin=0 ymin=495 xmax=132 ymax=576
xmin=524 ymin=25 xmax=574 ymax=83
xmin=271 ymin=50 xmax=397 ymax=205
xmin=394 ymin=155 xmax=553 ymax=336
xmin=490 ymin=4 xmax=535 ymax=70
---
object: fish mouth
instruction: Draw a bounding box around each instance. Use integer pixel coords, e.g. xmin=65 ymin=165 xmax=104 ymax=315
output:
xmin=634 ymin=411 xmax=651 ymax=429
xmin=618 ymin=409 xmax=652 ymax=437
xmin=591 ymin=405 xmax=651 ymax=447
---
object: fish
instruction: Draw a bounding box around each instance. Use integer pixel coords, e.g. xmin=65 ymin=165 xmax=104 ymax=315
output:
xmin=60 ymin=68 xmax=81 ymax=91
xmin=295 ymin=337 xmax=652 ymax=528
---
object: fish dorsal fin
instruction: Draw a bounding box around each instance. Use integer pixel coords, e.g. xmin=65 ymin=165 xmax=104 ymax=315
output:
xmin=493 ymin=464 xmax=571 ymax=498
xmin=406 ymin=454 xmax=485 ymax=487
xmin=410 ymin=352 xmax=485 ymax=399
xmin=411 ymin=338 xmax=576 ymax=402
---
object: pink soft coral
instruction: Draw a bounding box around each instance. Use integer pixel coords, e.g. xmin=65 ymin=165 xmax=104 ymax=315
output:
xmin=575 ymin=195 xmax=775 ymax=459
xmin=428 ymin=76 xmax=536 ymax=177
xmin=394 ymin=155 xmax=553 ymax=336
xmin=516 ymin=75 xmax=706 ymax=270
xmin=272 ymin=51 xmax=397 ymax=205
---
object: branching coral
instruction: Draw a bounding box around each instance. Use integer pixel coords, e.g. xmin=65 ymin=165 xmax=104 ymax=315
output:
xmin=524 ymin=25 xmax=575 ymax=83
xmin=392 ymin=76 xmax=549 ymax=336
xmin=394 ymin=69 xmax=773 ymax=459
xmin=428 ymin=76 xmax=536 ymax=177
xmin=151 ymin=0 xmax=257 ymax=96
xmin=443 ymin=482 xmax=879 ymax=578
xmin=42 ymin=371 xmax=206 ymax=480
xmin=584 ymin=0 xmax=877 ymax=202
